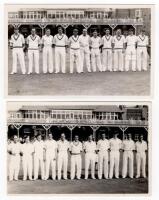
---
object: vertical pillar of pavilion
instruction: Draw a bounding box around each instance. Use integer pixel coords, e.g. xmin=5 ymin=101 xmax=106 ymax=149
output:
xmin=67 ymin=125 xmax=76 ymax=141
xmin=42 ymin=124 xmax=52 ymax=139
xmin=119 ymin=126 xmax=128 ymax=140
xmin=39 ymin=23 xmax=47 ymax=36
xmin=61 ymin=24 xmax=69 ymax=34
xmin=143 ymin=126 xmax=148 ymax=141
xmin=13 ymin=124 xmax=23 ymax=138
xmin=90 ymin=126 xmax=100 ymax=141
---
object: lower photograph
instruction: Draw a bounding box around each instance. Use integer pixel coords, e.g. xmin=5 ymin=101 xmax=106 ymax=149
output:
xmin=6 ymin=102 xmax=150 ymax=195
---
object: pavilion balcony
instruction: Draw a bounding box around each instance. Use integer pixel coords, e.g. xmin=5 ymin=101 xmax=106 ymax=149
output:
xmin=7 ymin=117 xmax=148 ymax=127
xmin=8 ymin=18 xmax=144 ymax=26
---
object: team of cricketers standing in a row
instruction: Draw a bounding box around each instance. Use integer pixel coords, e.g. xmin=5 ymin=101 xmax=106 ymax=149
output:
xmin=8 ymin=132 xmax=147 ymax=181
xmin=10 ymin=26 xmax=149 ymax=74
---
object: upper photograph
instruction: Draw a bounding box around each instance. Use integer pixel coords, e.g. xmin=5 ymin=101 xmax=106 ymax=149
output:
xmin=5 ymin=5 xmax=153 ymax=96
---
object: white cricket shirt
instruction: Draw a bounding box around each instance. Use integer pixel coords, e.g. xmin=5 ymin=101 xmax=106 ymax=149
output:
xmin=27 ymin=34 xmax=40 ymax=49
xmin=102 ymin=35 xmax=113 ymax=49
xmin=113 ymin=35 xmax=126 ymax=49
xmin=70 ymin=141 xmax=82 ymax=154
xmin=10 ymin=33 xmax=25 ymax=48
xmin=41 ymin=35 xmax=53 ymax=47
xmin=83 ymin=141 xmax=96 ymax=153
xmin=109 ymin=138 xmax=122 ymax=151
xmin=97 ymin=139 xmax=110 ymax=151
xmin=54 ymin=34 xmax=68 ymax=47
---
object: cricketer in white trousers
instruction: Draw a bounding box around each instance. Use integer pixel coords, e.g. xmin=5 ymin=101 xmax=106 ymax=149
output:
xmin=135 ymin=140 xmax=147 ymax=178
xmin=28 ymin=49 xmax=39 ymax=74
xmin=122 ymin=150 xmax=134 ymax=178
xmin=113 ymin=49 xmax=124 ymax=71
xmin=70 ymin=155 xmax=82 ymax=179
xmin=33 ymin=140 xmax=45 ymax=180
xmin=43 ymin=46 xmax=53 ymax=73
xmin=21 ymin=143 xmax=34 ymax=180
xmin=137 ymin=47 xmax=148 ymax=71
xmin=57 ymin=140 xmax=69 ymax=180
xmin=84 ymin=141 xmax=97 ymax=179
xmin=55 ymin=47 xmax=66 ymax=73
xmin=44 ymin=140 xmax=57 ymax=180
xmin=97 ymin=139 xmax=110 ymax=179
xmin=70 ymin=48 xmax=81 ymax=73
xmin=102 ymin=49 xmax=113 ymax=71
xmin=109 ymin=138 xmax=122 ymax=179
xmin=70 ymin=141 xmax=82 ymax=179
xmin=91 ymin=48 xmax=102 ymax=72
xmin=12 ymin=48 xmax=26 ymax=74
xmin=8 ymin=142 xmax=21 ymax=181
xmin=125 ymin=46 xmax=137 ymax=71
xmin=80 ymin=46 xmax=91 ymax=72
xmin=122 ymin=139 xmax=135 ymax=178
xmin=98 ymin=150 xmax=109 ymax=179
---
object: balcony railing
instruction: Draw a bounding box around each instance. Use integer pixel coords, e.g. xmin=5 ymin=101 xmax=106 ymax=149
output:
xmin=7 ymin=117 xmax=148 ymax=126
xmin=8 ymin=18 xmax=144 ymax=25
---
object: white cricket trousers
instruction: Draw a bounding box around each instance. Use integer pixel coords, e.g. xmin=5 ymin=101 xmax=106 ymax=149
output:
xmin=113 ymin=49 xmax=124 ymax=71
xmin=91 ymin=48 xmax=102 ymax=72
xmin=137 ymin=47 xmax=148 ymax=71
xmin=70 ymin=154 xmax=82 ymax=179
xmin=34 ymin=155 xmax=44 ymax=180
xmin=85 ymin=153 xmax=96 ymax=179
xmin=43 ymin=46 xmax=53 ymax=73
xmin=28 ymin=49 xmax=39 ymax=73
xmin=12 ymin=48 xmax=26 ymax=74
xmin=125 ymin=46 xmax=137 ymax=71
xmin=102 ymin=49 xmax=112 ymax=71
xmin=136 ymin=152 xmax=146 ymax=178
xmin=55 ymin=47 xmax=66 ymax=73
xmin=45 ymin=155 xmax=56 ymax=180
xmin=22 ymin=155 xmax=33 ymax=180
xmin=98 ymin=151 xmax=109 ymax=179
xmin=70 ymin=48 xmax=81 ymax=73
xmin=122 ymin=151 xmax=134 ymax=178
xmin=9 ymin=155 xmax=20 ymax=181
xmin=109 ymin=151 xmax=120 ymax=179
xmin=80 ymin=47 xmax=91 ymax=72
xmin=57 ymin=153 xmax=68 ymax=180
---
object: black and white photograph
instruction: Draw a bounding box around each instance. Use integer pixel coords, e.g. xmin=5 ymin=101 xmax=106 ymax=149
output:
xmin=7 ymin=102 xmax=150 ymax=194
xmin=6 ymin=4 xmax=152 ymax=96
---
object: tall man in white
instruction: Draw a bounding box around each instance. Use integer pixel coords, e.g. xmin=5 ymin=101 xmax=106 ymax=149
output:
xmin=21 ymin=135 xmax=34 ymax=181
xmin=135 ymin=134 xmax=147 ymax=178
xmin=44 ymin=133 xmax=57 ymax=180
xmin=83 ymin=134 xmax=97 ymax=179
xmin=125 ymin=29 xmax=137 ymax=71
xmin=112 ymin=29 xmax=126 ymax=71
xmin=68 ymin=29 xmax=82 ymax=73
xmin=26 ymin=28 xmax=41 ymax=74
xmin=90 ymin=30 xmax=102 ymax=72
xmin=69 ymin=135 xmax=83 ymax=180
xmin=97 ymin=132 xmax=110 ymax=179
xmin=54 ymin=27 xmax=68 ymax=73
xmin=79 ymin=29 xmax=91 ymax=72
xmin=122 ymin=133 xmax=135 ymax=179
xmin=101 ymin=28 xmax=113 ymax=72
xmin=57 ymin=133 xmax=69 ymax=180
xmin=7 ymin=135 xmax=21 ymax=181
xmin=109 ymin=132 xmax=122 ymax=179
xmin=137 ymin=29 xmax=149 ymax=71
xmin=10 ymin=27 xmax=26 ymax=74
xmin=33 ymin=134 xmax=45 ymax=180
xmin=41 ymin=29 xmax=54 ymax=73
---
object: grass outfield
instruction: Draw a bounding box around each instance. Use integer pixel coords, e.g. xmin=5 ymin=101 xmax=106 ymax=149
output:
xmin=8 ymin=49 xmax=150 ymax=96
xmin=7 ymin=152 xmax=148 ymax=194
